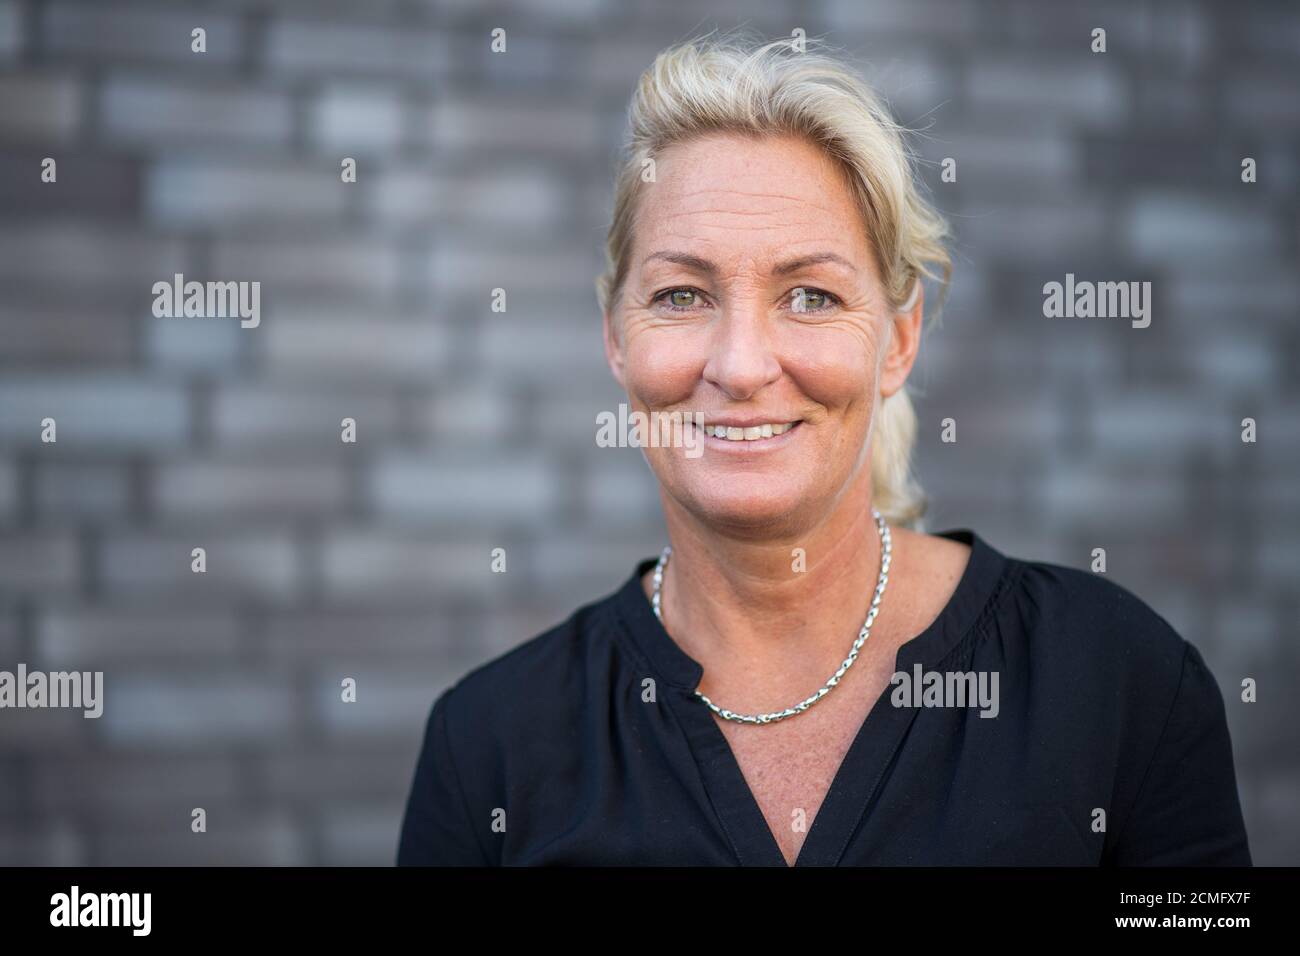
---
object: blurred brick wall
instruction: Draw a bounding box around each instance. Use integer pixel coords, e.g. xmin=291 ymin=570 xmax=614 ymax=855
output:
xmin=0 ymin=0 xmax=1295 ymax=864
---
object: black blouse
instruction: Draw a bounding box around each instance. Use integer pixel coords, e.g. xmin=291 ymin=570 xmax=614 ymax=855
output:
xmin=397 ymin=528 xmax=1252 ymax=866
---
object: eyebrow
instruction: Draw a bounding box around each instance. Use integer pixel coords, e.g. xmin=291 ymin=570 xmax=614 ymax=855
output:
xmin=641 ymin=250 xmax=857 ymax=276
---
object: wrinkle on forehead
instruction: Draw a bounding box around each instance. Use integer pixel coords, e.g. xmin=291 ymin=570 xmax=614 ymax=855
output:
xmin=633 ymin=134 xmax=873 ymax=265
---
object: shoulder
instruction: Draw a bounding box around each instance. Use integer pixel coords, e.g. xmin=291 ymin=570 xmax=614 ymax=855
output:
xmin=997 ymin=547 xmax=1198 ymax=703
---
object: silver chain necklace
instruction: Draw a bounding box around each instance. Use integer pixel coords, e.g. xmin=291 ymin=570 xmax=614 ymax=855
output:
xmin=651 ymin=508 xmax=891 ymax=725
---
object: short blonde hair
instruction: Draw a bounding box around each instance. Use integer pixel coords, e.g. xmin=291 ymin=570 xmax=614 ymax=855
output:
xmin=596 ymin=32 xmax=952 ymax=530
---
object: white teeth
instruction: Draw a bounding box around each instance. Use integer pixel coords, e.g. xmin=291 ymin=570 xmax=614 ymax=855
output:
xmin=703 ymin=422 xmax=799 ymax=441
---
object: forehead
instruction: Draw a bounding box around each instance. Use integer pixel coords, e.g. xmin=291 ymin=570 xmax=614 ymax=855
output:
xmin=633 ymin=132 xmax=871 ymax=261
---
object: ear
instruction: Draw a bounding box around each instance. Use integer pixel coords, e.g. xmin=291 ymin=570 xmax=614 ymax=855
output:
xmin=602 ymin=307 xmax=627 ymax=389
xmin=879 ymin=281 xmax=923 ymax=399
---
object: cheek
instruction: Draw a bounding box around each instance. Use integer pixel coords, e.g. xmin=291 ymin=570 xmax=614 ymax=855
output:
xmin=782 ymin=327 xmax=879 ymax=411
xmin=621 ymin=324 xmax=705 ymax=406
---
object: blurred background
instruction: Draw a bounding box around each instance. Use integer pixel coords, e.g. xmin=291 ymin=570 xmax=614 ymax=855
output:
xmin=0 ymin=0 xmax=1296 ymax=865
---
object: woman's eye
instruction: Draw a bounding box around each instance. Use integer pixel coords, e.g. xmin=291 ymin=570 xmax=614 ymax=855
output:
xmin=789 ymin=288 xmax=836 ymax=312
xmin=657 ymin=288 xmax=702 ymax=310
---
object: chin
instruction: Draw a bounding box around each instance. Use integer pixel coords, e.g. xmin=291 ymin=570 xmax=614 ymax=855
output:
xmin=673 ymin=475 xmax=816 ymax=534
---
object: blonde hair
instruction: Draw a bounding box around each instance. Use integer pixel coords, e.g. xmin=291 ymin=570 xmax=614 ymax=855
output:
xmin=595 ymin=32 xmax=952 ymax=530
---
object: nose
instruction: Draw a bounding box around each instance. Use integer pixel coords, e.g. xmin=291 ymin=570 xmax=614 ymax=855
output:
xmin=701 ymin=302 xmax=782 ymax=401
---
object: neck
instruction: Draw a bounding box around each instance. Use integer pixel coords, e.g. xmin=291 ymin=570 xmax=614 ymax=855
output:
xmin=654 ymin=476 xmax=892 ymax=691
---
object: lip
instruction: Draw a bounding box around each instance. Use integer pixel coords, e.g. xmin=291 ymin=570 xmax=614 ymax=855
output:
xmin=689 ymin=419 xmax=804 ymax=452
xmin=703 ymin=416 xmax=802 ymax=429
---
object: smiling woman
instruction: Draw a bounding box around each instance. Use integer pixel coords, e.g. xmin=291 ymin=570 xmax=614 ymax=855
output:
xmin=397 ymin=33 xmax=1251 ymax=867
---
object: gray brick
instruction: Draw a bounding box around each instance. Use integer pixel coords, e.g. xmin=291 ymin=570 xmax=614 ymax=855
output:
xmin=1127 ymin=194 xmax=1283 ymax=262
xmin=0 ymin=299 xmax=135 ymax=366
xmin=464 ymin=30 xmax=578 ymax=87
xmin=0 ymin=601 xmax=19 ymax=660
xmin=261 ymin=609 xmax=465 ymax=662
xmin=1134 ymin=73 xmax=1212 ymax=128
xmin=0 ymin=222 xmax=187 ymax=288
xmin=1166 ymin=269 xmax=1297 ymax=317
xmin=211 ymin=384 xmax=401 ymax=447
xmin=954 ymin=198 xmax=1111 ymax=258
xmin=0 ymin=703 xmax=90 ymax=750
xmin=917 ymin=124 xmax=1076 ymax=191
xmin=43 ymin=1 xmax=241 ymax=64
xmin=0 ymin=150 xmax=141 ymax=218
xmin=0 ymin=532 xmax=79 ymax=595
xmin=476 ymin=316 xmax=606 ymax=377
xmin=439 ymin=0 xmax=612 ymax=17
xmin=266 ymin=17 xmax=451 ymax=80
xmin=417 ymin=383 xmax=514 ymax=445
xmin=823 ymin=0 xmax=979 ymax=39
xmin=1034 ymin=465 xmax=1190 ymax=522
xmin=0 ymin=376 xmax=188 ymax=448
xmin=369 ymin=166 xmax=564 ymax=232
xmin=145 ymin=159 xmax=347 ymax=225
xmin=982 ymin=0 xmax=1204 ymax=62
xmin=0 ymin=460 xmax=15 ymax=519
xmin=34 ymin=462 xmax=131 ymax=519
xmin=426 ymin=95 xmax=601 ymax=156
xmin=100 ymin=672 xmax=297 ymax=746
xmin=100 ymin=532 xmax=301 ymax=601
xmin=1183 ymin=333 xmax=1278 ymax=390
xmin=312 ymin=667 xmax=450 ymax=737
xmin=32 ymin=753 xmax=241 ymax=815
xmin=101 ymin=76 xmax=292 ymax=147
xmin=146 ymin=317 xmax=244 ymax=372
xmin=38 ymin=606 xmax=242 ymax=664
xmin=1248 ymin=773 xmax=1300 ymax=866
xmin=0 ymin=73 xmax=82 ymax=141
xmin=533 ymin=532 xmax=664 ymax=604
xmin=476 ymin=602 xmax=578 ymax=660
xmin=96 ymin=815 xmax=306 ymax=866
xmin=967 ymin=56 xmax=1129 ymax=126
xmin=0 ymin=0 xmax=23 ymax=59
xmin=318 ymin=803 xmax=405 ymax=865
xmin=212 ymin=235 xmax=400 ymax=299
xmin=1226 ymin=71 xmax=1300 ymax=129
xmin=261 ymin=308 xmax=449 ymax=380
xmin=0 ymin=824 xmax=88 ymax=866
xmin=368 ymin=454 xmax=562 ymax=523
xmin=529 ymin=384 xmax=636 ymax=449
xmin=1231 ymin=3 xmax=1300 ymax=60
xmin=1087 ymin=390 xmax=1234 ymax=457
xmin=153 ymin=459 xmax=350 ymax=517
xmin=309 ymin=83 xmax=406 ymax=153
xmin=262 ymin=748 xmax=416 ymax=803
xmin=319 ymin=531 xmax=501 ymax=601
xmin=583 ymin=454 xmax=665 ymax=527
xmin=1256 ymin=530 xmax=1300 ymax=592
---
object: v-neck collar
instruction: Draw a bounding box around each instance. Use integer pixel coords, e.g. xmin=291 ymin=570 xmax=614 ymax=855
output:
xmin=611 ymin=527 xmax=1012 ymax=866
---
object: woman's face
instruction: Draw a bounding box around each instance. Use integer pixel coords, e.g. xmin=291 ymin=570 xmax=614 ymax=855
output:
xmin=604 ymin=132 xmax=921 ymax=535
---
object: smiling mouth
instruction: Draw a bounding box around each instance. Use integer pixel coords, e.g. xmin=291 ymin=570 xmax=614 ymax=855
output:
xmin=700 ymin=421 xmax=802 ymax=442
